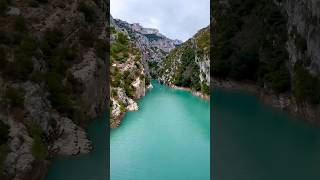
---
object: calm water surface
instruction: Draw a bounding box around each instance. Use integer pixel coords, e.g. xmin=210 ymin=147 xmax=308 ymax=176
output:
xmin=111 ymin=81 xmax=210 ymax=180
xmin=45 ymin=115 xmax=108 ymax=180
xmin=212 ymin=88 xmax=320 ymax=180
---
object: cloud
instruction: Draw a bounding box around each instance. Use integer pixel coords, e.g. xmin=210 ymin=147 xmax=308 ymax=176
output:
xmin=110 ymin=0 xmax=210 ymax=42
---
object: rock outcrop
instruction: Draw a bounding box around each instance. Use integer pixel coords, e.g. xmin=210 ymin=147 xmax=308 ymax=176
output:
xmin=281 ymin=0 xmax=320 ymax=75
xmin=158 ymin=26 xmax=210 ymax=96
xmin=0 ymin=0 xmax=108 ymax=179
xmin=109 ymin=21 xmax=146 ymax=128
xmin=111 ymin=17 xmax=182 ymax=77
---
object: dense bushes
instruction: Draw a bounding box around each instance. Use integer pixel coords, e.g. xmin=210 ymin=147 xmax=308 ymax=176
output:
xmin=123 ymin=71 xmax=135 ymax=98
xmin=3 ymin=87 xmax=25 ymax=108
xmin=293 ymin=62 xmax=320 ymax=105
xmin=0 ymin=120 xmax=9 ymax=173
xmin=95 ymin=39 xmax=107 ymax=60
xmin=0 ymin=0 xmax=10 ymax=15
xmin=0 ymin=143 xmax=8 ymax=174
xmin=0 ymin=120 xmax=9 ymax=145
xmin=13 ymin=16 xmax=28 ymax=32
xmin=28 ymin=123 xmax=47 ymax=160
xmin=78 ymin=1 xmax=97 ymax=23
xmin=212 ymin=0 xmax=290 ymax=93
xmin=171 ymin=47 xmax=201 ymax=91
xmin=111 ymin=32 xmax=130 ymax=63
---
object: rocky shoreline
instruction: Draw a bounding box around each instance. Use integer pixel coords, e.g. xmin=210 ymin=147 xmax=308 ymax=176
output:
xmin=170 ymin=85 xmax=210 ymax=100
xmin=212 ymin=79 xmax=320 ymax=125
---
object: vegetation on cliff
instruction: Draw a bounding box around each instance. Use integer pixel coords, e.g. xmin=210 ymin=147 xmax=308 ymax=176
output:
xmin=212 ymin=0 xmax=320 ymax=119
xmin=0 ymin=0 xmax=108 ymax=179
xmin=159 ymin=27 xmax=210 ymax=95
xmin=212 ymin=0 xmax=290 ymax=93
xmin=110 ymin=25 xmax=146 ymax=128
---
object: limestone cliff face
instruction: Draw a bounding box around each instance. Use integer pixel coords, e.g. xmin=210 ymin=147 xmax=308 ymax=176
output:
xmin=111 ymin=17 xmax=182 ymax=77
xmin=158 ymin=27 xmax=210 ymax=95
xmin=0 ymin=0 xmax=108 ymax=179
xmin=109 ymin=20 xmax=147 ymax=128
xmin=281 ymin=0 xmax=320 ymax=75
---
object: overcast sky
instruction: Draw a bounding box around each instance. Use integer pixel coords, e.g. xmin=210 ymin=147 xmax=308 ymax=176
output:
xmin=110 ymin=0 xmax=210 ymax=42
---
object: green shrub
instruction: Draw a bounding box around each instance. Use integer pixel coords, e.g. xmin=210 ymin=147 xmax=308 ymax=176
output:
xmin=39 ymin=40 xmax=51 ymax=56
xmin=293 ymin=62 xmax=320 ymax=105
xmin=212 ymin=0 xmax=289 ymax=88
xmin=14 ymin=16 xmax=27 ymax=32
xmin=145 ymin=77 xmax=150 ymax=86
xmin=0 ymin=31 xmax=24 ymax=45
xmin=79 ymin=29 xmax=94 ymax=47
xmin=0 ymin=46 xmax=6 ymax=70
xmin=43 ymin=29 xmax=63 ymax=49
xmin=45 ymin=72 xmax=64 ymax=92
xmin=20 ymin=36 xmax=37 ymax=55
xmin=3 ymin=87 xmax=25 ymax=108
xmin=110 ymin=26 xmax=116 ymax=34
xmin=78 ymin=1 xmax=97 ymax=23
xmin=3 ymin=48 xmax=34 ymax=80
xmin=269 ymin=67 xmax=291 ymax=93
xmin=0 ymin=120 xmax=9 ymax=145
xmin=119 ymin=101 xmax=125 ymax=113
xmin=201 ymin=84 xmax=210 ymax=95
xmin=36 ymin=0 xmax=48 ymax=3
xmin=117 ymin=32 xmax=128 ymax=45
xmin=28 ymin=0 xmax=39 ymax=7
xmin=124 ymin=85 xmax=134 ymax=99
xmin=94 ymin=39 xmax=107 ymax=60
xmin=0 ymin=0 xmax=8 ymax=15
xmin=0 ymin=144 xmax=8 ymax=174
xmin=45 ymin=72 xmax=74 ymax=114
xmin=29 ymin=123 xmax=47 ymax=160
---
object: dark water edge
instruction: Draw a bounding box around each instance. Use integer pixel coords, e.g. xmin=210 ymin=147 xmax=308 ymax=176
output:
xmin=45 ymin=114 xmax=108 ymax=180
xmin=212 ymin=88 xmax=320 ymax=180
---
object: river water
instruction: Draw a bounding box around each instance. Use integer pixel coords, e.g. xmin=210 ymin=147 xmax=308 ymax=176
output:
xmin=45 ymin=115 xmax=108 ymax=180
xmin=110 ymin=81 xmax=210 ymax=180
xmin=212 ymin=88 xmax=320 ymax=180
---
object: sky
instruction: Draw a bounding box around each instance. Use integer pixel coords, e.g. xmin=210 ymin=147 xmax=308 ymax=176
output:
xmin=110 ymin=0 xmax=210 ymax=42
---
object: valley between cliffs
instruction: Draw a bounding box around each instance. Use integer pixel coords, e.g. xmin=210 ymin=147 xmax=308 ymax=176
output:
xmin=109 ymin=16 xmax=210 ymax=128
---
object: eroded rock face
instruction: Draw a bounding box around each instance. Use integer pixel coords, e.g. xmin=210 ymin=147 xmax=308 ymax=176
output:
xmin=71 ymin=50 xmax=108 ymax=119
xmin=0 ymin=0 xmax=109 ymax=179
xmin=281 ymin=0 xmax=320 ymax=75
xmin=5 ymin=118 xmax=34 ymax=176
xmin=132 ymin=77 xmax=146 ymax=99
xmin=111 ymin=17 xmax=182 ymax=76
xmin=51 ymin=117 xmax=92 ymax=155
xmin=197 ymin=55 xmax=210 ymax=86
xmin=158 ymin=27 xmax=210 ymax=94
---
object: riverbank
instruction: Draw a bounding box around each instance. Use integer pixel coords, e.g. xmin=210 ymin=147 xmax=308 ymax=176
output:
xmin=212 ymin=79 xmax=320 ymax=125
xmin=45 ymin=117 xmax=108 ymax=180
xmin=111 ymin=80 xmax=210 ymax=180
xmin=170 ymin=85 xmax=210 ymax=100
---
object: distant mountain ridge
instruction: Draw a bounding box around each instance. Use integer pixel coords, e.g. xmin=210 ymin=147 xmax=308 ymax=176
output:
xmin=113 ymin=18 xmax=182 ymax=53
xmin=111 ymin=16 xmax=182 ymax=77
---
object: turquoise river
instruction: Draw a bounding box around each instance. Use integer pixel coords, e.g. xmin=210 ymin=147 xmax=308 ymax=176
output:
xmin=45 ymin=82 xmax=320 ymax=180
xmin=110 ymin=81 xmax=210 ymax=180
xmin=213 ymin=88 xmax=320 ymax=180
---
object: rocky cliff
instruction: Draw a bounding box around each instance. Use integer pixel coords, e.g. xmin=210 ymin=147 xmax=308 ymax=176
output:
xmin=158 ymin=26 xmax=210 ymax=96
xmin=212 ymin=0 xmax=320 ymax=123
xmin=111 ymin=17 xmax=182 ymax=77
xmin=0 ymin=0 xmax=108 ymax=179
xmin=109 ymin=21 xmax=148 ymax=128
